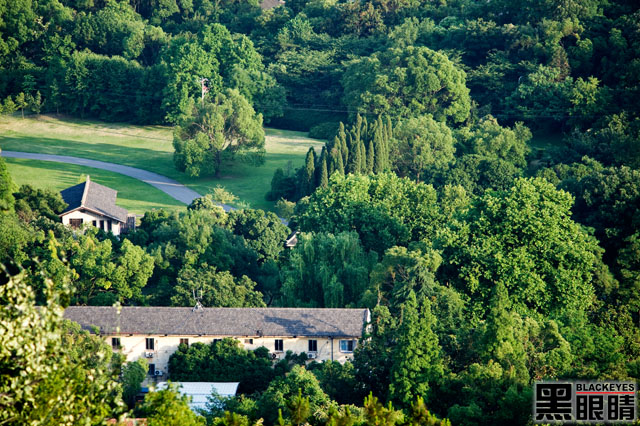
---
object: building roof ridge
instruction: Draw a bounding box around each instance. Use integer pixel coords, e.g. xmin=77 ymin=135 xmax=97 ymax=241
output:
xmin=80 ymin=175 xmax=90 ymax=207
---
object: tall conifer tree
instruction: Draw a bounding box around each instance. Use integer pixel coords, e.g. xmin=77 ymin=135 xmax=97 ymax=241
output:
xmin=367 ymin=139 xmax=375 ymax=174
xmin=319 ymin=151 xmax=329 ymax=188
xmin=358 ymin=140 xmax=367 ymax=174
xmin=389 ymin=291 xmax=444 ymax=407
xmin=303 ymin=147 xmax=316 ymax=196
xmin=347 ymin=137 xmax=361 ymax=174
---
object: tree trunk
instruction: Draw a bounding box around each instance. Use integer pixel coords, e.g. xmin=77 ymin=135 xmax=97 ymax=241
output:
xmin=215 ymin=150 xmax=221 ymax=178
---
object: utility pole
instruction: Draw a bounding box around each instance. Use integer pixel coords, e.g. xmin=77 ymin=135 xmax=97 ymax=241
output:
xmin=200 ymin=78 xmax=209 ymax=105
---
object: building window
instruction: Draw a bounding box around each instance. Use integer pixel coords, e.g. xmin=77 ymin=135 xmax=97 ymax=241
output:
xmin=107 ymin=220 xmax=112 ymax=232
xmin=308 ymin=340 xmax=318 ymax=352
xmin=146 ymin=338 xmax=154 ymax=350
xmin=99 ymin=220 xmax=105 ymax=230
xmin=92 ymin=220 xmax=97 ymax=227
xmin=180 ymin=338 xmax=189 ymax=347
xmin=111 ymin=337 xmax=121 ymax=350
xmin=213 ymin=339 xmax=222 ymax=344
xmin=148 ymin=363 xmax=155 ymax=376
xmin=69 ymin=218 xmax=83 ymax=228
xmin=244 ymin=338 xmax=253 ymax=345
xmin=340 ymin=340 xmax=356 ymax=353
xmin=274 ymin=339 xmax=283 ymax=352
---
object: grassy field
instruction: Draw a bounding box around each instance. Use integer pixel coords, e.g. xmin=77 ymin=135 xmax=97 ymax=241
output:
xmin=4 ymin=158 xmax=185 ymax=214
xmin=0 ymin=115 xmax=323 ymax=211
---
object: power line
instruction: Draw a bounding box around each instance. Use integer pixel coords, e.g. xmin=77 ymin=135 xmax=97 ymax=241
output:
xmin=12 ymin=84 xmax=636 ymax=123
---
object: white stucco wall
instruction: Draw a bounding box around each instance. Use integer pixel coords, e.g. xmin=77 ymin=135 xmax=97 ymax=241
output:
xmin=106 ymin=334 xmax=358 ymax=381
xmin=61 ymin=210 xmax=122 ymax=236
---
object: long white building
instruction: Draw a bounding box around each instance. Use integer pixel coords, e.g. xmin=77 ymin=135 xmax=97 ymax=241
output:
xmin=64 ymin=306 xmax=370 ymax=380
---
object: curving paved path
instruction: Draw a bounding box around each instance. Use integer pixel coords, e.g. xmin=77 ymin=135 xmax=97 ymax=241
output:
xmin=0 ymin=150 xmax=223 ymax=208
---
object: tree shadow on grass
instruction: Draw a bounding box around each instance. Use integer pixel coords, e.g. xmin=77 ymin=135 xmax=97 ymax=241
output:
xmin=0 ymin=135 xmax=176 ymax=175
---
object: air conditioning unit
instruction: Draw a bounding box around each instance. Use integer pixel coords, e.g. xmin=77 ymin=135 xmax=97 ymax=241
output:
xmin=307 ymin=353 xmax=317 ymax=359
xmin=154 ymin=370 xmax=163 ymax=376
xmin=144 ymin=352 xmax=154 ymax=358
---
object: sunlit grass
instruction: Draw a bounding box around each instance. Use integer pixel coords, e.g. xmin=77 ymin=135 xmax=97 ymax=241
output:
xmin=0 ymin=114 xmax=323 ymax=211
xmin=5 ymin=157 xmax=185 ymax=214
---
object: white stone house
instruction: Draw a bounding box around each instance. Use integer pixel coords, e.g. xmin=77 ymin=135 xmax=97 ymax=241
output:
xmin=64 ymin=306 xmax=370 ymax=381
xmin=59 ymin=176 xmax=134 ymax=236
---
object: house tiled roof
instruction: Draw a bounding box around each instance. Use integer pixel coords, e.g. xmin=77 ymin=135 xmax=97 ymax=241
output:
xmin=64 ymin=306 xmax=369 ymax=338
xmin=260 ymin=0 xmax=284 ymax=10
xmin=60 ymin=176 xmax=129 ymax=222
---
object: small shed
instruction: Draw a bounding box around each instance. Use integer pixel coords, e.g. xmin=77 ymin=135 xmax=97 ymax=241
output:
xmin=156 ymin=382 xmax=239 ymax=411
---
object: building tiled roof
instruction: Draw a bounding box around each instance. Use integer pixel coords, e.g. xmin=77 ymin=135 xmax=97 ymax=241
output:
xmin=60 ymin=176 xmax=128 ymax=222
xmin=64 ymin=307 xmax=369 ymax=337
xmin=260 ymin=0 xmax=284 ymax=10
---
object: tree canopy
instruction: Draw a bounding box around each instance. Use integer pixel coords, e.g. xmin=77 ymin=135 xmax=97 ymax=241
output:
xmin=173 ymin=89 xmax=265 ymax=177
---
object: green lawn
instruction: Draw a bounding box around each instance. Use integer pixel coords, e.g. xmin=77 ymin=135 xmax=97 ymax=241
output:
xmin=4 ymin=158 xmax=185 ymax=214
xmin=0 ymin=115 xmax=323 ymax=211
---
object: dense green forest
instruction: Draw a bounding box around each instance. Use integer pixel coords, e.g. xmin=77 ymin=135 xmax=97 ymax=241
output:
xmin=1 ymin=0 xmax=640 ymax=424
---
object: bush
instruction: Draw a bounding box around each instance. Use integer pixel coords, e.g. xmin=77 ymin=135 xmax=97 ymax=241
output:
xmin=308 ymin=122 xmax=340 ymax=140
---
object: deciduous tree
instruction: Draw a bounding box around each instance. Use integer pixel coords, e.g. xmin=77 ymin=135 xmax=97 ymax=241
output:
xmin=173 ymin=89 xmax=265 ymax=177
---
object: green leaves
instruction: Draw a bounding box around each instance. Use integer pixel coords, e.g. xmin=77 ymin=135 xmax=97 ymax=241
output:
xmin=173 ymin=89 xmax=265 ymax=177
xmin=297 ymin=173 xmax=440 ymax=253
xmin=280 ymin=231 xmax=376 ymax=308
xmin=171 ymin=265 xmax=265 ymax=307
xmin=389 ymin=292 xmax=443 ymax=407
xmin=139 ymin=384 xmax=206 ymax=426
xmin=437 ymin=177 xmax=600 ymax=321
xmin=0 ymin=272 xmax=124 ymax=425
xmin=342 ymin=46 xmax=471 ymax=123
xmin=169 ymin=338 xmax=275 ymax=395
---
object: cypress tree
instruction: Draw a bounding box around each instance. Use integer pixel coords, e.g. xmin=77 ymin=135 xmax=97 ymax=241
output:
xmin=319 ymin=152 xmax=329 ymax=188
xmin=361 ymin=115 xmax=368 ymax=142
xmin=367 ymin=138 xmax=375 ymax=174
xmin=303 ymin=147 xmax=316 ymax=196
xmin=358 ymin=140 xmax=366 ymax=174
xmin=315 ymin=146 xmax=328 ymax=187
xmin=337 ymin=122 xmax=346 ymax=141
xmin=482 ymin=282 xmax=529 ymax=384
xmin=389 ymin=292 xmax=443 ymax=407
xmin=354 ymin=114 xmax=363 ymax=144
xmin=373 ymin=128 xmax=386 ymax=173
xmin=331 ymin=135 xmax=340 ymax=155
xmin=383 ymin=118 xmax=392 ymax=170
xmin=347 ymin=138 xmax=361 ymax=174
xmin=331 ymin=148 xmax=345 ymax=175
xmin=385 ymin=115 xmax=393 ymax=141
xmin=338 ymin=123 xmax=348 ymax=166
xmin=328 ymin=147 xmax=336 ymax=176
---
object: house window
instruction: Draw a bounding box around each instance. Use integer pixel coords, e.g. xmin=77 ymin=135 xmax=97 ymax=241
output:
xmin=146 ymin=338 xmax=154 ymax=350
xmin=69 ymin=218 xmax=83 ymax=228
xmin=179 ymin=338 xmax=189 ymax=347
xmin=274 ymin=339 xmax=283 ymax=352
xmin=244 ymin=338 xmax=253 ymax=345
xmin=92 ymin=220 xmax=97 ymax=227
xmin=213 ymin=339 xmax=222 ymax=344
xmin=148 ymin=363 xmax=155 ymax=376
xmin=308 ymin=340 xmax=318 ymax=352
xmin=111 ymin=337 xmax=121 ymax=350
xmin=339 ymin=340 xmax=356 ymax=353
xmin=99 ymin=220 xmax=105 ymax=230
xmin=107 ymin=220 xmax=112 ymax=232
